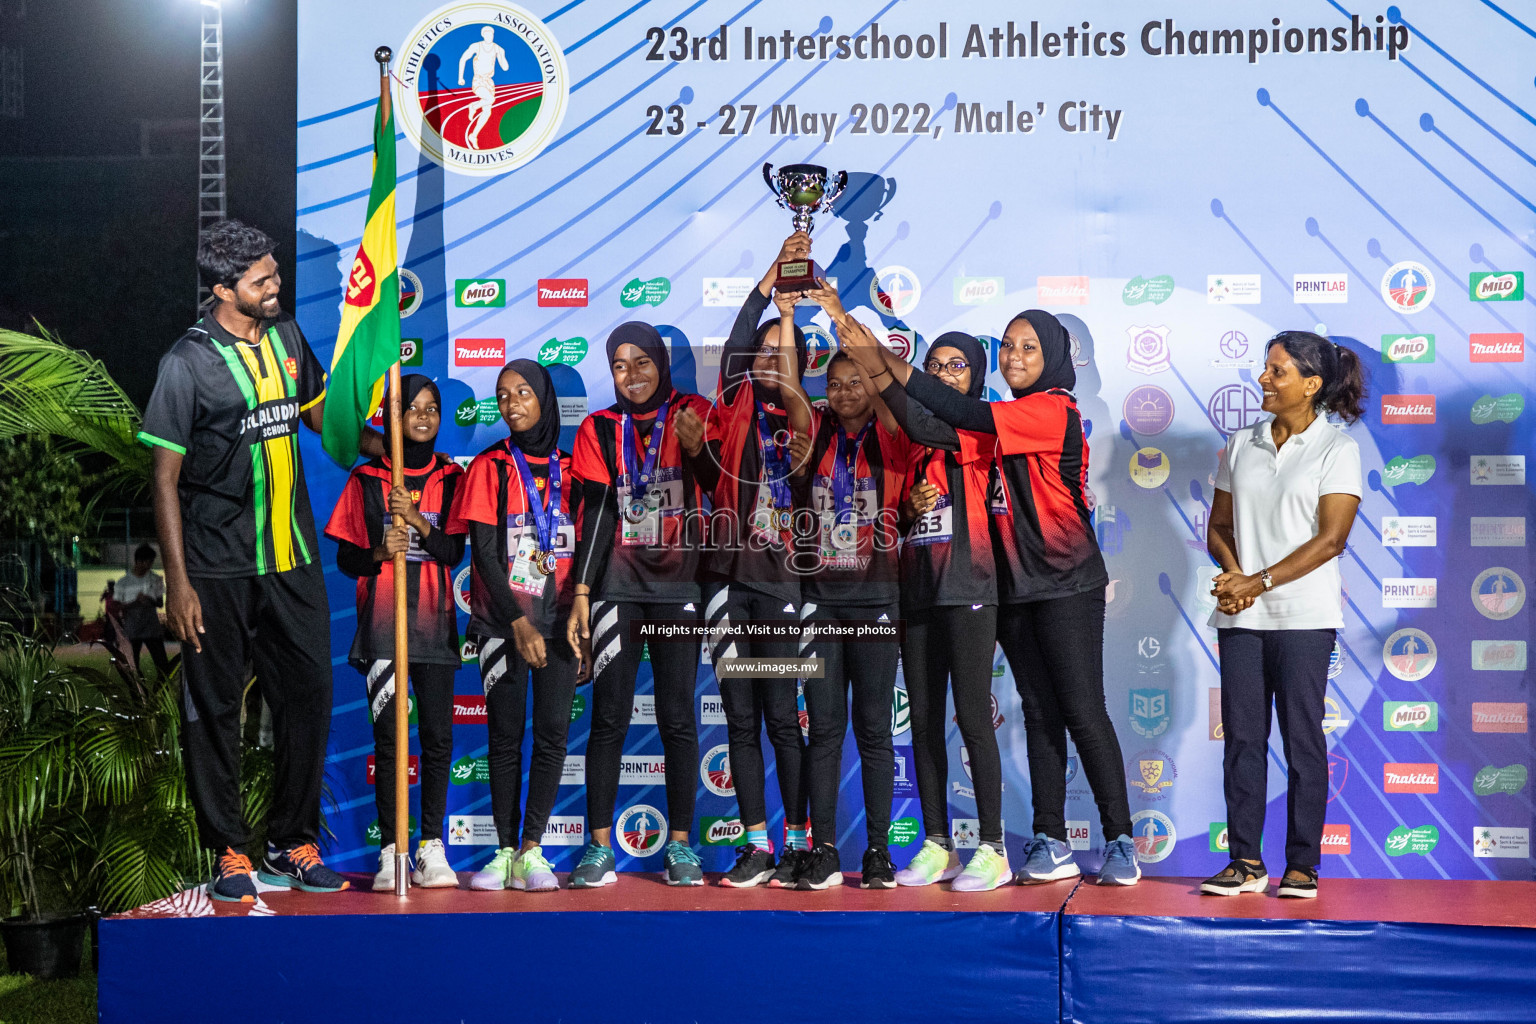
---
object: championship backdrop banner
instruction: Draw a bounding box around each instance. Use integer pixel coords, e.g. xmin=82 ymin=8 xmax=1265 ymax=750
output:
xmin=296 ymin=0 xmax=1533 ymax=880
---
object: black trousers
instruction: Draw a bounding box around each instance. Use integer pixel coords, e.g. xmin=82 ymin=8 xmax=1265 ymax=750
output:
xmin=998 ymin=590 xmax=1133 ymax=843
xmin=705 ymin=584 xmax=807 ymax=832
xmin=1218 ymin=627 xmax=1335 ymax=869
xmin=902 ymin=603 xmax=1003 ymax=844
xmin=478 ymin=632 xmax=577 ymax=848
xmin=585 ymin=600 xmax=700 ymax=835
xmin=179 ymin=562 xmax=331 ymax=852
xmin=365 ymin=660 xmax=456 ymax=846
xmin=800 ymin=600 xmax=898 ymax=850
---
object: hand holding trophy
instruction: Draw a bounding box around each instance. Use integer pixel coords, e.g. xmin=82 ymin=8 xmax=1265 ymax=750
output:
xmin=762 ymin=162 xmax=847 ymax=293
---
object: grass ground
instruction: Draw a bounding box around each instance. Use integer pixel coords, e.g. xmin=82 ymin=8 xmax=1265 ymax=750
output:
xmin=0 ymin=938 xmax=94 ymax=1024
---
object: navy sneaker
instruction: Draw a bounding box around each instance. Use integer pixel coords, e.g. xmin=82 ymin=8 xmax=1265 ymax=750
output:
xmin=1096 ymin=834 xmax=1142 ymax=886
xmin=1017 ymin=832 xmax=1081 ymax=884
xmin=207 ymin=847 xmax=258 ymax=903
xmin=257 ymin=842 xmax=352 ymax=893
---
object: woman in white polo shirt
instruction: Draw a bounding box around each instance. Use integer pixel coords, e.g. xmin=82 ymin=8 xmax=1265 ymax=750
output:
xmin=1201 ymin=331 xmax=1366 ymax=899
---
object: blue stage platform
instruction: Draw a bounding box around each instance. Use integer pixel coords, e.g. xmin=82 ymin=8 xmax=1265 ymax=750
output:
xmin=98 ymin=874 xmax=1536 ymax=1024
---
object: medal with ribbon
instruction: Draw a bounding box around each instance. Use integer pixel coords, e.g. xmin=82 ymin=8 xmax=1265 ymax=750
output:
xmin=510 ymin=445 xmax=561 ymax=575
xmin=755 ymin=403 xmax=794 ymax=532
xmin=829 ymin=420 xmax=872 ymax=549
xmin=621 ymin=401 xmax=670 ymax=524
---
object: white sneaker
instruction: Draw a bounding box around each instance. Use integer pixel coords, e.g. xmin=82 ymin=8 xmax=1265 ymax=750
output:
xmin=412 ymin=838 xmax=458 ymax=888
xmin=373 ymin=843 xmax=400 ymax=892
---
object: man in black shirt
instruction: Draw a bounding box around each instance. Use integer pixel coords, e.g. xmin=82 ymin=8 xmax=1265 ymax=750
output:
xmin=141 ymin=220 xmax=383 ymax=901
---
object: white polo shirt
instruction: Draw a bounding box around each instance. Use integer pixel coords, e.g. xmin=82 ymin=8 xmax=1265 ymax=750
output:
xmin=1208 ymin=414 xmax=1361 ymax=631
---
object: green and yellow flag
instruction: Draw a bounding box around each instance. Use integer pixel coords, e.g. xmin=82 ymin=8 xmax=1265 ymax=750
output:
xmin=321 ymin=85 xmax=400 ymax=467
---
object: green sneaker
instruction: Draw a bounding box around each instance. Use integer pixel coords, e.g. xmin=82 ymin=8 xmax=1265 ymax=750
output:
xmin=664 ymin=840 xmax=704 ymax=886
xmin=895 ymin=839 xmax=962 ymax=886
xmin=512 ymin=846 xmax=559 ymax=892
xmin=569 ymin=843 xmax=617 ymax=888
xmin=470 ymin=847 xmax=518 ymax=891
xmin=952 ymin=844 xmax=1011 ymax=892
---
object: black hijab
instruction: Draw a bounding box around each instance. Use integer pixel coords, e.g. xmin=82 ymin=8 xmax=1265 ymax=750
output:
xmin=927 ymin=331 xmax=988 ymax=399
xmin=500 ymin=358 xmax=560 ymax=457
xmin=1008 ymin=309 xmax=1076 ymax=398
xmin=720 ymin=316 xmax=808 ymax=406
xmin=605 ymin=321 xmax=674 ymax=416
xmin=399 ymin=374 xmax=440 ymax=469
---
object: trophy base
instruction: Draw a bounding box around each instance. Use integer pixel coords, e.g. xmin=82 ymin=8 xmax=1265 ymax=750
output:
xmin=773 ymin=257 xmax=823 ymax=294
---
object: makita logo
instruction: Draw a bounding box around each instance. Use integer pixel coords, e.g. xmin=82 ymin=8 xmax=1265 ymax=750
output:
xmin=1381 ymin=395 xmax=1435 ymax=423
xmin=452 ymin=697 xmax=487 ymax=723
xmin=537 ymin=279 xmax=589 ymax=306
xmin=1390 ymin=704 xmax=1433 ymax=729
xmin=1469 ymin=333 xmax=1524 ymax=362
xmin=455 ymin=340 xmax=505 ymax=366
xmin=1472 ymin=703 xmax=1528 ymax=732
xmin=1037 ymin=275 xmax=1089 ymax=304
xmin=1321 ymin=824 xmax=1351 ymax=854
xmin=1384 ymin=764 xmax=1439 ymax=793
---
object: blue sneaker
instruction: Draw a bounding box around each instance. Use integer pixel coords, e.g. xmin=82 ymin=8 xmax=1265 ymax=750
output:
xmin=207 ymin=847 xmax=258 ymax=903
xmin=1017 ymin=832 xmax=1081 ymax=884
xmin=1097 ymin=834 xmax=1142 ymax=886
xmin=257 ymin=842 xmax=352 ymax=893
xmin=568 ymin=843 xmax=617 ymax=889
xmin=664 ymin=840 xmax=704 ymax=886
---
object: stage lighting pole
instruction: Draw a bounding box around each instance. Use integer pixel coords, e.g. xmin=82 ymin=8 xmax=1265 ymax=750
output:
xmin=197 ymin=0 xmax=227 ymax=312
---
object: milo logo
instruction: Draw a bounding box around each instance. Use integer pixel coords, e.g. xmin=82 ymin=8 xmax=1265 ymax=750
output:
xmin=1384 ymin=701 xmax=1438 ymax=731
xmin=701 ymin=816 xmax=746 ymax=846
xmin=456 ymin=278 xmax=505 ymax=307
xmin=537 ymin=336 xmax=589 ymax=366
xmin=1473 ymin=764 xmax=1528 ymax=796
xmin=455 ymin=397 xmax=479 ymax=427
xmin=1381 ymin=454 xmax=1436 ymax=486
xmin=1380 ymin=334 xmax=1433 ymax=364
xmin=1384 ymin=824 xmax=1439 ymax=856
xmin=1470 ymin=271 xmax=1523 ymax=301
xmin=400 ymin=338 xmax=423 ymax=366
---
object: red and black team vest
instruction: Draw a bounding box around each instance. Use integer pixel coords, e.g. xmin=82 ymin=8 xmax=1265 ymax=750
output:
xmin=324 ymin=455 xmax=464 ymax=666
xmin=798 ymin=412 xmax=908 ymax=606
xmin=899 ymin=429 xmax=1000 ymax=611
xmin=989 ymin=389 xmax=1108 ymax=603
xmin=571 ymin=392 xmax=712 ymax=604
xmin=448 ymin=440 xmax=579 ymax=638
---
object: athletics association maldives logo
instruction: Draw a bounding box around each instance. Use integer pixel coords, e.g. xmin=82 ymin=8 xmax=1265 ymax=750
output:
xmin=395 ymin=3 xmax=570 ymax=176
xmin=615 ymin=804 xmax=667 ymax=858
xmin=1472 ymin=568 xmax=1525 ymax=620
xmin=871 ymin=266 xmax=921 ymax=318
xmin=1383 ymin=628 xmax=1436 ymax=681
xmin=1130 ymin=810 xmax=1176 ymax=863
xmin=700 ymin=744 xmax=734 ymax=797
xmin=1380 ymin=260 xmax=1434 ymax=314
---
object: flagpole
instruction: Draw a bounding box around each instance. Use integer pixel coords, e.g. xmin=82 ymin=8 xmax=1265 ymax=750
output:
xmin=375 ymin=44 xmax=411 ymax=899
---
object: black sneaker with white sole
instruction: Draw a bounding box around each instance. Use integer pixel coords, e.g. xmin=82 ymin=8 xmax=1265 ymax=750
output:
xmin=860 ymin=846 xmax=896 ymax=889
xmin=795 ymin=845 xmax=844 ymax=891
xmin=768 ymin=848 xmax=810 ymax=889
xmin=1200 ymin=859 xmax=1269 ymax=896
xmin=717 ymin=846 xmax=775 ymax=888
xmin=1276 ymin=865 xmax=1319 ymax=899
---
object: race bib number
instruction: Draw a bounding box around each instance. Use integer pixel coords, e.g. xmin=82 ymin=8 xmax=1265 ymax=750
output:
xmin=987 ymin=464 xmax=1009 ymax=516
xmin=906 ymin=495 xmax=954 ymax=546
xmin=381 ymin=511 xmax=440 ymax=562
xmin=506 ymin=513 xmax=574 ymax=595
xmin=749 ymin=487 xmax=787 ymax=540
xmin=619 ymin=468 xmax=683 ymax=547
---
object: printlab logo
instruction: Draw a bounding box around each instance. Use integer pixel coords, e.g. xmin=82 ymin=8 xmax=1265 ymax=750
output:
xmin=1130 ymin=810 xmax=1176 ymax=863
xmin=1470 ymin=393 xmax=1524 ymax=425
xmin=1381 ymin=260 xmax=1434 ymax=314
xmin=1385 ymin=825 xmax=1439 ymax=857
xmin=700 ymin=694 xmax=726 ymax=725
xmin=1472 ymin=568 xmax=1525 ymax=620
xmin=1471 ymin=642 xmax=1527 ymax=672
xmin=1129 ymin=688 xmax=1169 ymax=737
xmin=1380 ymin=334 xmax=1434 ymax=364
xmin=1206 ymin=384 xmax=1264 ymax=436
xmin=1469 ymin=333 xmax=1524 ymax=363
xmin=1469 ymin=271 xmax=1523 ymax=301
xmin=1381 ymin=454 xmax=1436 ymax=486
xmin=1212 ymin=329 xmax=1257 ymax=368
xmin=1383 ymin=700 xmax=1438 ymax=732
xmin=1293 ymin=272 xmax=1347 ymax=303
xmin=455 ymin=278 xmax=505 ymax=306
xmin=1122 ymin=274 xmax=1174 ymax=305
xmin=1127 ymin=749 xmax=1177 ymax=800
xmin=700 ymin=744 xmax=734 ymax=797
xmin=1065 ymin=821 xmax=1091 ymax=851
xmin=1123 ymin=386 xmax=1174 ymax=435
xmin=1125 ymin=325 xmax=1171 ymax=374
xmin=1207 ymin=274 xmax=1260 ymax=304
xmin=1381 ymin=577 xmax=1437 ymax=608
xmin=615 ymin=805 xmax=667 ymax=857
xmin=541 ymin=816 xmax=585 ymax=846
xmin=1036 ymin=275 xmax=1087 ymax=305
xmin=620 ymin=276 xmax=671 ymax=308
xmin=1380 ymin=516 xmax=1436 ymax=547
xmin=1380 ymin=395 xmax=1435 ymax=424
xmin=537 ymin=278 xmax=588 ymax=306
xmin=394 ymin=2 xmax=570 ymax=176
xmin=619 ymin=754 xmax=665 ymax=785
xmin=1383 ymin=628 xmax=1436 ymax=681
xmin=871 ymin=265 xmax=922 ymax=317
xmin=1473 ymin=765 xmax=1528 ymax=797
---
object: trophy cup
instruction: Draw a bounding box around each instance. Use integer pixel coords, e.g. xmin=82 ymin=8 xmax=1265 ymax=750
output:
xmin=762 ymin=162 xmax=847 ymax=293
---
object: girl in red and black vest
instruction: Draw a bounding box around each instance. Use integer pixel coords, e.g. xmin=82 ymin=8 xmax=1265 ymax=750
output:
xmin=448 ymin=359 xmax=584 ymax=893
xmin=847 ymin=310 xmax=1139 ymax=890
xmin=324 ymin=374 xmax=466 ymax=893
xmin=564 ymin=322 xmax=717 ymax=888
